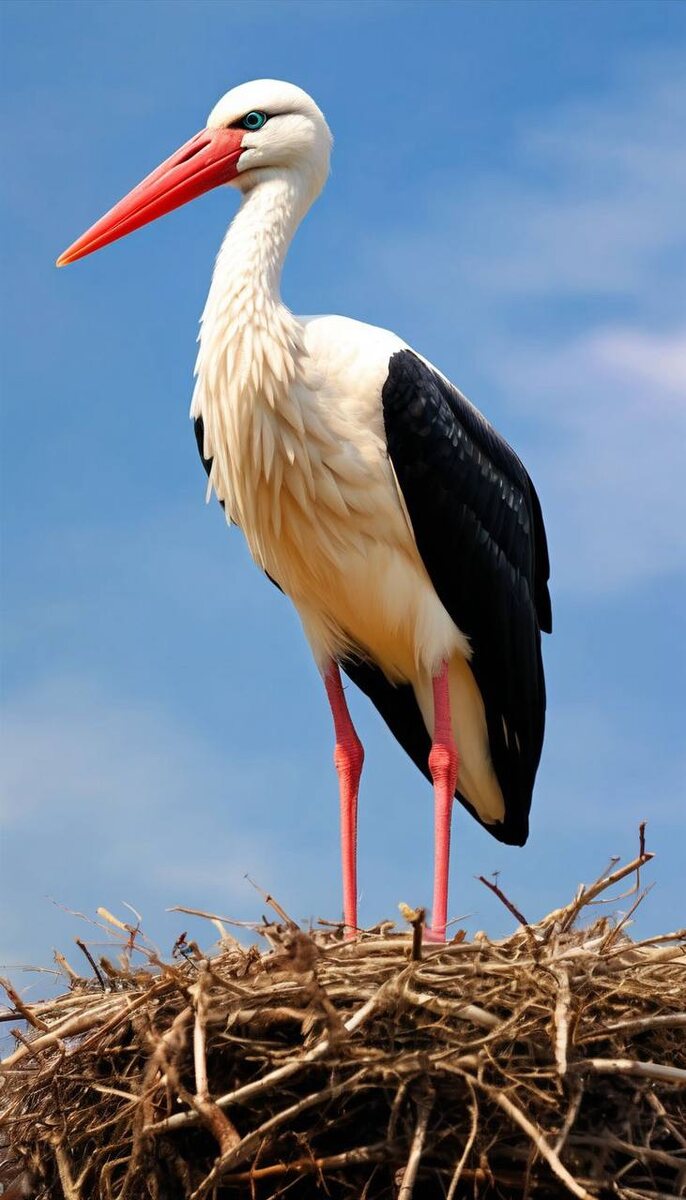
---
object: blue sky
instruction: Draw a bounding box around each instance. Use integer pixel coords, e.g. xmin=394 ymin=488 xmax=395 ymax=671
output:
xmin=1 ymin=0 xmax=685 ymax=988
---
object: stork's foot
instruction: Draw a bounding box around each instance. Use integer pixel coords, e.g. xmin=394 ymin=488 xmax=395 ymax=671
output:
xmin=423 ymin=926 xmax=447 ymax=945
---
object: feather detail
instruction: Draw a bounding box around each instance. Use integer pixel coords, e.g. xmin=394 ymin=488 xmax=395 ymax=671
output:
xmin=316 ymin=466 xmax=349 ymax=518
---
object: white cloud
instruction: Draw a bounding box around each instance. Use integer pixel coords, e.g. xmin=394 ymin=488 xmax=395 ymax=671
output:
xmin=489 ymin=324 xmax=686 ymax=592
xmin=590 ymin=327 xmax=686 ymax=396
xmin=354 ymin=57 xmax=686 ymax=595
xmin=476 ymin=70 xmax=686 ymax=303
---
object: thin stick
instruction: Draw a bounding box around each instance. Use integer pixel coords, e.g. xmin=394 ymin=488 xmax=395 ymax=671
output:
xmin=477 ymin=876 xmax=528 ymax=926
xmin=244 ymin=876 xmax=298 ymax=928
xmin=446 ymin=1078 xmax=478 ymax=1200
xmin=553 ymin=1077 xmax=584 ymax=1156
xmin=54 ymin=949 xmax=80 ymax=982
xmin=9 ymin=1026 xmax=44 ymax=1062
xmin=189 ymin=970 xmax=241 ymax=1154
xmin=222 ymin=1143 xmax=397 ymax=1183
xmin=387 ymin=1080 xmax=409 ymax=1142
xmin=601 ymin=884 xmax=653 ymax=949
xmin=168 ymin=905 xmax=242 ymax=945
xmin=74 ymin=939 xmax=107 ymax=990
xmin=145 ymin=983 xmax=388 ymax=1136
xmin=572 ymin=1057 xmax=686 ymax=1085
xmin=190 ymin=1071 xmax=371 ymax=1199
xmin=567 ymin=1133 xmax=686 ymax=1170
xmin=552 ymin=967 xmax=570 ymax=1076
xmin=403 ymin=986 xmax=499 ymax=1030
xmin=647 ymin=1090 xmax=686 ymax=1151
xmin=470 ymin=1076 xmax=594 ymax=1200
xmin=399 ymin=904 xmax=425 ymax=962
xmin=582 ymin=1013 xmax=686 ymax=1039
xmin=0 ymin=999 xmax=120 ymax=1067
xmin=191 ymin=975 xmax=209 ymax=1101
xmin=52 ymin=1137 xmax=81 ymax=1200
xmin=396 ymin=1085 xmax=435 ymax=1200
xmin=0 ymin=976 xmax=49 ymax=1032
xmin=558 ymin=851 xmax=654 ymax=932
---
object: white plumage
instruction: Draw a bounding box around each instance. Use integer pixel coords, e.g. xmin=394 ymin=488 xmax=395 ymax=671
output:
xmin=58 ymin=77 xmax=552 ymax=938
xmin=191 ymin=82 xmax=503 ymax=824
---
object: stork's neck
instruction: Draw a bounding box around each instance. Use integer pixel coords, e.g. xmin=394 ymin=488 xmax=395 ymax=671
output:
xmin=191 ymin=172 xmax=315 ymax=523
xmin=196 ymin=173 xmax=310 ymax=370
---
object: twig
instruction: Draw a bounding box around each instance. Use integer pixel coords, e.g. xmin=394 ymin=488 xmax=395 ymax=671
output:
xmin=145 ymin=982 xmax=388 ymax=1136
xmin=553 ymin=1077 xmax=584 ymax=1156
xmin=191 ymin=972 xmax=209 ymax=1101
xmin=647 ymin=1090 xmax=686 ymax=1150
xmin=387 ymin=1080 xmax=409 ymax=1142
xmin=617 ymin=1191 xmax=685 ymax=1200
xmin=54 ymin=949 xmax=80 ymax=982
xmin=403 ymin=986 xmax=499 ymax=1030
xmin=399 ymin=904 xmax=425 ymax=962
xmin=74 ymin=939 xmax=107 ymax=990
xmin=446 ymin=1078 xmax=478 ymax=1200
xmin=221 ymin=1143 xmax=399 ymax=1183
xmin=469 ymin=1075 xmax=595 ymax=1200
xmin=582 ymin=1013 xmax=686 ymax=1040
xmin=189 ymin=1071 xmax=372 ymax=1199
xmin=0 ymin=976 xmax=49 ymax=1032
xmin=51 ymin=1136 xmax=81 ymax=1200
xmin=601 ymin=883 xmax=654 ymax=949
xmin=168 ymin=905 xmax=241 ymax=946
xmin=477 ymin=876 xmax=528 ymax=926
xmin=189 ymin=968 xmax=241 ymax=1154
xmin=96 ymin=907 xmax=134 ymax=935
xmin=551 ymin=967 xmax=571 ymax=1076
xmin=568 ymin=1133 xmax=686 ymax=1170
xmin=9 ymin=1026 xmax=44 ymax=1062
xmin=396 ymin=1085 xmax=434 ymax=1199
xmin=244 ymin=876 xmax=298 ymax=928
xmin=0 ymin=999 xmax=120 ymax=1067
xmin=558 ymin=850 xmax=654 ymax=933
xmin=572 ymin=1057 xmax=686 ymax=1085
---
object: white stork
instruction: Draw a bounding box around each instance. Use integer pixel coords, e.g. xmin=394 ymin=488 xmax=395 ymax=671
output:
xmin=57 ymin=80 xmax=552 ymax=941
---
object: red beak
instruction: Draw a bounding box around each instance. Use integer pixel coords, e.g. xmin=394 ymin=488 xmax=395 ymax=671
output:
xmin=56 ymin=127 xmax=245 ymax=267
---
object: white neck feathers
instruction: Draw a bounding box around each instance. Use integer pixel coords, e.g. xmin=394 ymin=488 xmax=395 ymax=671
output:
xmin=190 ymin=173 xmax=320 ymax=564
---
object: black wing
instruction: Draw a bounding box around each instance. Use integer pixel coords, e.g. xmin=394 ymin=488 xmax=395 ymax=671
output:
xmin=197 ymin=373 xmax=552 ymax=846
xmin=347 ymin=350 xmax=552 ymax=847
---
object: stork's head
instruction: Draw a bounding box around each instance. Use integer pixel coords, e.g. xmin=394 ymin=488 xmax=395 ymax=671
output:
xmin=57 ymin=80 xmax=332 ymax=267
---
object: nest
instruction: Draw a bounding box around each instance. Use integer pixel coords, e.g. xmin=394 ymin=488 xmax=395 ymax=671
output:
xmin=1 ymin=844 xmax=685 ymax=1200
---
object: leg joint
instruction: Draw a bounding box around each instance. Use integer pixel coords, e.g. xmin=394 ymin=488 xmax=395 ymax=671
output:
xmin=334 ymin=734 xmax=364 ymax=777
xmin=429 ymin=739 xmax=459 ymax=783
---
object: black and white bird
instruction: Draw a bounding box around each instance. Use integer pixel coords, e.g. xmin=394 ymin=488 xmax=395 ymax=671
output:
xmin=58 ymin=80 xmax=552 ymax=940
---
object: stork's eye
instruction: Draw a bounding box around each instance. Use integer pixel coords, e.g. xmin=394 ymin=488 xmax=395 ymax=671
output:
xmin=240 ymin=111 xmax=268 ymax=131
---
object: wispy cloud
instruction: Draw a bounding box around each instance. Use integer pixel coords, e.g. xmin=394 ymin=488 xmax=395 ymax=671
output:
xmin=355 ymin=55 xmax=686 ymax=595
xmin=491 ymin=324 xmax=686 ymax=592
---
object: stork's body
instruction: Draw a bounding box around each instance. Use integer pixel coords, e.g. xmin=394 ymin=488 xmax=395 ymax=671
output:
xmin=196 ymin=296 xmax=463 ymax=693
xmin=58 ymin=80 xmax=552 ymax=939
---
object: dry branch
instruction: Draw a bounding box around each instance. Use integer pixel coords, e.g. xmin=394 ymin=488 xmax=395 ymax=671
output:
xmin=1 ymin=849 xmax=685 ymax=1200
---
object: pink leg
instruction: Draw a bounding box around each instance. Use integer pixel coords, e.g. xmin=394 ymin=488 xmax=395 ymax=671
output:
xmin=428 ymin=660 xmax=460 ymax=941
xmin=324 ymin=662 xmax=364 ymax=936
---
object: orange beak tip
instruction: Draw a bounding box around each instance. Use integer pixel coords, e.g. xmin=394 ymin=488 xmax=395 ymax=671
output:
xmin=54 ymin=127 xmax=244 ymax=268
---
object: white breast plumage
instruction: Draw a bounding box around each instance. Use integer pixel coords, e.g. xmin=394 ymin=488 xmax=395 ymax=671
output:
xmin=58 ymin=77 xmax=552 ymax=942
xmin=193 ymin=297 xmax=468 ymax=679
